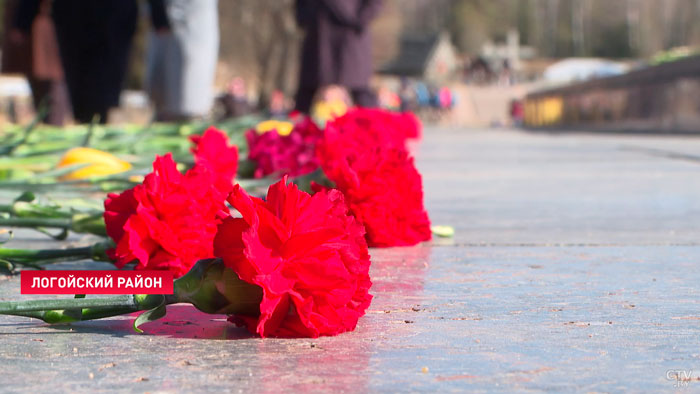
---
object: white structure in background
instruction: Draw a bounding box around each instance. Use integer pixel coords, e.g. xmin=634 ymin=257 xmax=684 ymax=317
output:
xmin=481 ymin=30 xmax=537 ymax=72
xmin=0 ymin=76 xmax=32 ymax=123
xmin=0 ymin=76 xmax=31 ymax=98
xmin=543 ymin=58 xmax=629 ymax=84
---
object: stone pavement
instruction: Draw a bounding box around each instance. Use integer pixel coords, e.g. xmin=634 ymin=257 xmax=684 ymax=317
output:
xmin=2 ymin=127 xmax=700 ymax=392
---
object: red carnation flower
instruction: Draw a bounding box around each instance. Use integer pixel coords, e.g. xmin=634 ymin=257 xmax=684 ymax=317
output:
xmin=324 ymin=108 xmax=422 ymax=156
xmin=316 ymin=126 xmax=432 ymax=247
xmin=245 ymin=118 xmax=323 ymax=179
xmin=213 ymin=178 xmax=372 ymax=338
xmin=396 ymin=110 xmax=422 ymax=140
xmin=104 ymin=154 xmax=228 ymax=277
xmin=190 ymin=127 xmax=239 ymax=195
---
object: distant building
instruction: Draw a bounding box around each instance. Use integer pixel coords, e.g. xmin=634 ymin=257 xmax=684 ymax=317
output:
xmin=480 ymin=30 xmax=536 ymax=72
xmin=379 ymin=31 xmax=459 ymax=84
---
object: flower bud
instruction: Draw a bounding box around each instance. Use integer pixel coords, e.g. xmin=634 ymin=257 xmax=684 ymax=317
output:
xmin=172 ymin=259 xmax=262 ymax=317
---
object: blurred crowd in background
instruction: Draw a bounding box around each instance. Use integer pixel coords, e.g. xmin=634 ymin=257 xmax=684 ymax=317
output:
xmin=1 ymin=0 xmax=699 ymax=127
xmin=0 ymin=0 xmax=460 ymax=126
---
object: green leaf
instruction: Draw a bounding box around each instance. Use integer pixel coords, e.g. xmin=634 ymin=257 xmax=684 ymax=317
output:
xmin=34 ymin=227 xmax=69 ymax=241
xmin=12 ymin=201 xmax=66 ymax=218
xmin=14 ymin=191 xmax=36 ymax=203
xmin=0 ymin=259 xmax=15 ymax=275
xmin=133 ymin=297 xmax=167 ymax=333
xmin=33 ymin=163 xmax=89 ymax=180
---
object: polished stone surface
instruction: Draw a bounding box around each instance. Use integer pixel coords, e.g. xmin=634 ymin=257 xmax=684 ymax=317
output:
xmin=1 ymin=128 xmax=700 ymax=392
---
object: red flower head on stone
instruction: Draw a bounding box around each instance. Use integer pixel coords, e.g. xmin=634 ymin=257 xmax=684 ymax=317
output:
xmin=316 ymin=123 xmax=432 ymax=247
xmin=324 ymin=108 xmax=422 ymax=156
xmin=396 ymin=110 xmax=422 ymax=140
xmin=245 ymin=118 xmax=323 ymax=179
xmin=104 ymin=154 xmax=228 ymax=277
xmin=190 ymin=127 xmax=239 ymax=195
xmin=214 ymin=177 xmax=372 ymax=338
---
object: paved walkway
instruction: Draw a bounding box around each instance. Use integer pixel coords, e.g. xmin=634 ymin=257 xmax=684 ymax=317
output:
xmin=2 ymin=128 xmax=700 ymax=392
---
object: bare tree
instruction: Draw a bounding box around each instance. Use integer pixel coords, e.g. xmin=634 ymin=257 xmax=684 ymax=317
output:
xmin=218 ymin=0 xmax=300 ymax=107
xmin=572 ymin=0 xmax=587 ymax=55
xmin=626 ymin=0 xmax=640 ymax=53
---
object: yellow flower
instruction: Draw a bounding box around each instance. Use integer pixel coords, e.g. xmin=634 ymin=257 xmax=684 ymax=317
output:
xmin=255 ymin=120 xmax=294 ymax=136
xmin=57 ymin=147 xmax=132 ymax=180
xmin=312 ymin=99 xmax=348 ymax=124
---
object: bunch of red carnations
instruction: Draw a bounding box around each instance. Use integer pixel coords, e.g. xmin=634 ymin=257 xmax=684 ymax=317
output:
xmin=246 ymin=108 xmax=431 ymax=247
xmin=0 ymin=108 xmax=430 ymax=338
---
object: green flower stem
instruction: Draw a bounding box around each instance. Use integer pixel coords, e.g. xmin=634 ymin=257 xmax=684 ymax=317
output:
xmin=0 ymin=217 xmax=72 ymax=230
xmin=0 ymin=214 xmax=106 ymax=236
xmin=0 ymin=294 xmax=165 ymax=324
xmin=0 ymin=245 xmax=90 ymax=260
xmin=0 ymin=259 xmax=263 ymax=331
xmin=0 ymin=217 xmax=71 ymax=228
xmin=0 ymin=173 xmax=140 ymax=192
xmin=10 ymin=306 xmax=138 ymax=323
xmin=0 ymin=240 xmax=113 ymax=263
xmin=0 ymin=103 xmax=46 ymax=155
xmin=0 ymin=294 xmax=142 ymax=313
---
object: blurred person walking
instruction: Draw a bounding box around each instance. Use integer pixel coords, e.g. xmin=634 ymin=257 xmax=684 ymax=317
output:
xmin=47 ymin=0 xmax=168 ymax=123
xmin=146 ymin=0 xmax=219 ymax=121
xmin=294 ymin=0 xmax=382 ymax=113
xmin=3 ymin=0 xmax=70 ymax=125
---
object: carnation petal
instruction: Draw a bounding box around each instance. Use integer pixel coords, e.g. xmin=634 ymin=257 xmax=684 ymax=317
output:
xmin=217 ymin=179 xmax=372 ymax=337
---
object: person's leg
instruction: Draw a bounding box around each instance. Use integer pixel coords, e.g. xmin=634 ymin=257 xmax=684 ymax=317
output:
xmin=53 ymin=0 xmax=137 ymax=123
xmin=26 ymin=77 xmax=51 ymax=114
xmin=98 ymin=1 xmax=137 ymax=121
xmin=52 ymin=3 xmax=90 ymax=123
xmin=351 ymin=88 xmax=377 ymax=108
xmin=47 ymin=80 xmax=69 ymax=126
xmin=28 ymin=77 xmax=70 ymax=125
xmin=294 ymin=87 xmax=316 ymax=114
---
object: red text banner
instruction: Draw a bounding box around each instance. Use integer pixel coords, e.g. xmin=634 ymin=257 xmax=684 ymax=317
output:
xmin=21 ymin=271 xmax=174 ymax=294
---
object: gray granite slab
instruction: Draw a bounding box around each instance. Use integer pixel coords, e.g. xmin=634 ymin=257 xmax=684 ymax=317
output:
xmin=0 ymin=127 xmax=699 ymax=392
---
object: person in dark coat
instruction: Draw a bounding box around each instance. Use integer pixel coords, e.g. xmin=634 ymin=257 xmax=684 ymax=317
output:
xmin=17 ymin=0 xmax=169 ymax=124
xmin=294 ymin=0 xmax=382 ymax=113
xmin=3 ymin=0 xmax=70 ymax=125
